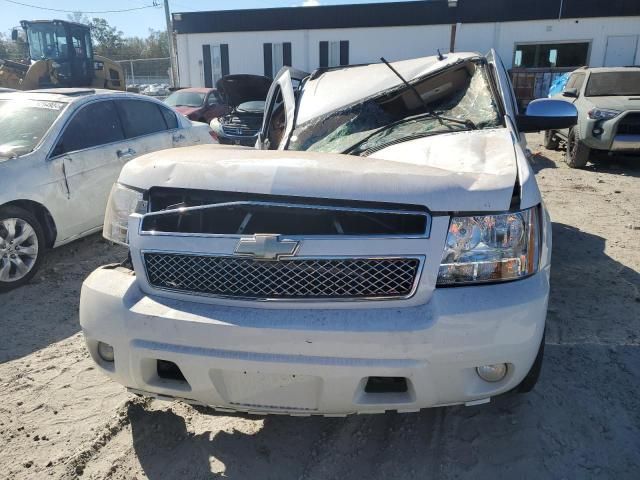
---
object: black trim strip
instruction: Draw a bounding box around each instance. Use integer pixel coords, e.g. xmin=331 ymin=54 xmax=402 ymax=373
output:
xmin=202 ymin=44 xmax=212 ymax=88
xmin=319 ymin=41 xmax=328 ymax=68
xmin=220 ymin=44 xmax=230 ymax=77
xmin=340 ymin=40 xmax=349 ymax=66
xmin=263 ymin=43 xmax=273 ymax=78
xmin=283 ymin=42 xmax=292 ymax=67
xmin=174 ymin=0 xmax=640 ymax=34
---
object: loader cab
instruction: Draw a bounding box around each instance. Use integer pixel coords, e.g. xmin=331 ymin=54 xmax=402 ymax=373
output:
xmin=21 ymin=20 xmax=94 ymax=87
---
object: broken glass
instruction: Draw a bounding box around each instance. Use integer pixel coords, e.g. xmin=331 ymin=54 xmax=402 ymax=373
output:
xmin=288 ymin=64 xmax=501 ymax=155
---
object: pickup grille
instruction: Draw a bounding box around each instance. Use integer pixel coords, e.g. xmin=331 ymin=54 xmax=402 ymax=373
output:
xmin=143 ymin=253 xmax=421 ymax=300
xmin=143 ymin=189 xmax=430 ymax=237
xmin=221 ymin=115 xmax=262 ymax=137
xmin=617 ymin=113 xmax=640 ymax=135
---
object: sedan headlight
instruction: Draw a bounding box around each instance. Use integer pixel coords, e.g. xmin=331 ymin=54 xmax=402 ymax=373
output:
xmin=103 ymin=183 xmax=147 ymax=245
xmin=587 ymin=108 xmax=620 ymax=120
xmin=437 ymin=207 xmax=540 ymax=286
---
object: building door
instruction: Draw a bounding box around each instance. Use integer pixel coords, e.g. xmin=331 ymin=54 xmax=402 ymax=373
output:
xmin=604 ymin=35 xmax=638 ymax=67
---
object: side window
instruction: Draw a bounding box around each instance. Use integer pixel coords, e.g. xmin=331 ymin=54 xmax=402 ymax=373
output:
xmin=264 ymin=87 xmax=285 ymax=149
xmin=115 ymin=100 xmax=168 ymax=138
xmin=572 ymin=73 xmax=585 ymax=91
xmin=159 ymin=106 xmax=178 ymax=130
xmin=564 ymin=73 xmax=585 ymax=92
xmin=56 ymin=101 xmax=124 ymax=155
xmin=207 ymin=94 xmax=219 ymax=106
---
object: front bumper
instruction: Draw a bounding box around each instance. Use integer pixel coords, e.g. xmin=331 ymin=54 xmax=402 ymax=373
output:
xmin=80 ymin=266 xmax=548 ymax=415
xmin=581 ymin=111 xmax=640 ymax=152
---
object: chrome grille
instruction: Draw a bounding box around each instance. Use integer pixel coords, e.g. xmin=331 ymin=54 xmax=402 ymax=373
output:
xmin=143 ymin=253 xmax=421 ymax=300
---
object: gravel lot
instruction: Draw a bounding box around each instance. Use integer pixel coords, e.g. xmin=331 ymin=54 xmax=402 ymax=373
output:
xmin=1 ymin=132 xmax=639 ymax=480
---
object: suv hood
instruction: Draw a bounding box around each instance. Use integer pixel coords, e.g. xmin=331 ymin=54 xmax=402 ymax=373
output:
xmin=586 ymin=96 xmax=640 ymax=111
xmin=216 ymin=75 xmax=272 ymax=108
xmin=121 ymin=128 xmax=517 ymax=212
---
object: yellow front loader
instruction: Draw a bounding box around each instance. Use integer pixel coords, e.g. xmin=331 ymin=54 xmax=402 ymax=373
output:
xmin=0 ymin=20 xmax=125 ymax=91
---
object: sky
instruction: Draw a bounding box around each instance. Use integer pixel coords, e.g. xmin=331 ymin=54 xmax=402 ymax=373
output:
xmin=1 ymin=0 xmax=424 ymax=38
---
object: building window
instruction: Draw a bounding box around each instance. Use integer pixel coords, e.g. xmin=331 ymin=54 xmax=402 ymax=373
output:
xmin=328 ymin=41 xmax=340 ymax=67
xmin=202 ymin=44 xmax=229 ymax=88
xmin=513 ymin=42 xmax=589 ymax=68
xmin=264 ymin=42 xmax=292 ymax=78
xmin=211 ymin=45 xmax=223 ymax=83
xmin=319 ymin=41 xmax=349 ymax=68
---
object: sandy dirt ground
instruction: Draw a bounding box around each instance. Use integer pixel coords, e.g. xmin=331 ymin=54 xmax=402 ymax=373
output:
xmin=1 ymin=132 xmax=639 ymax=480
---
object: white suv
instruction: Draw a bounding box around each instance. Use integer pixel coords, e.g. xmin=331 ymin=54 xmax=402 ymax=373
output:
xmin=0 ymin=89 xmax=214 ymax=291
xmin=80 ymin=52 xmax=576 ymax=415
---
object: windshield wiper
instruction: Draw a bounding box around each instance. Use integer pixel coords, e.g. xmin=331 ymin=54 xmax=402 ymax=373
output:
xmin=379 ymin=57 xmax=476 ymax=130
xmin=343 ymin=111 xmax=470 ymax=155
xmin=354 ymin=131 xmax=452 ymax=157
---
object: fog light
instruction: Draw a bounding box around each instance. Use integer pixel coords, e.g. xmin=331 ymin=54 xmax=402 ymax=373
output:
xmin=97 ymin=342 xmax=115 ymax=362
xmin=592 ymin=127 xmax=603 ymax=136
xmin=476 ymin=363 xmax=507 ymax=382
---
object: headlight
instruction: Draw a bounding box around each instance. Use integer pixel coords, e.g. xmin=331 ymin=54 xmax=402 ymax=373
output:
xmin=587 ymin=108 xmax=620 ymax=120
xmin=103 ymin=183 xmax=147 ymax=245
xmin=437 ymin=207 xmax=540 ymax=286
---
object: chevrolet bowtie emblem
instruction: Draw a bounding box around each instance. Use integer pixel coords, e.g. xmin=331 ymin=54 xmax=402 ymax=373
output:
xmin=234 ymin=234 xmax=299 ymax=260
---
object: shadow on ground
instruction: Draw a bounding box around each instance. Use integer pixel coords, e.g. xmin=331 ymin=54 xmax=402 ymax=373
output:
xmin=529 ymin=151 xmax=558 ymax=173
xmin=547 ymin=222 xmax=640 ymax=344
xmin=532 ymin=144 xmax=640 ymax=177
xmin=0 ymin=234 xmax=125 ymax=363
xmin=129 ymin=339 xmax=640 ymax=479
xmin=127 ymin=221 xmax=640 ymax=480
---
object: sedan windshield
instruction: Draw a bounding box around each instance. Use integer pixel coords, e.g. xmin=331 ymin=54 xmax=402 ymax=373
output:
xmin=0 ymin=98 xmax=65 ymax=158
xmin=585 ymin=72 xmax=640 ymax=96
xmin=289 ymin=63 xmax=501 ymax=154
xmin=165 ymin=91 xmax=205 ymax=107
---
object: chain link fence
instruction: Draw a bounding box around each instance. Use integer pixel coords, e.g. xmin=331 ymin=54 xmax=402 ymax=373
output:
xmin=116 ymin=57 xmax=171 ymax=87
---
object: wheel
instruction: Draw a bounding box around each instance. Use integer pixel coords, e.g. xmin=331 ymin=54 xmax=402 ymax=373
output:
xmin=543 ymin=130 xmax=559 ymax=150
xmin=565 ymin=128 xmax=590 ymax=168
xmin=515 ymin=331 xmax=545 ymax=393
xmin=0 ymin=206 xmax=46 ymax=292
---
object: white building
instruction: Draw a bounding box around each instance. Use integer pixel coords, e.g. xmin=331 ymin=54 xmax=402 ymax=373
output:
xmin=173 ymin=0 xmax=640 ymax=91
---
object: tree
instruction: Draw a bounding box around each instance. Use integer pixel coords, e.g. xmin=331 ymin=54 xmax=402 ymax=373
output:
xmin=143 ymin=29 xmax=170 ymax=58
xmin=67 ymin=12 xmax=90 ymax=25
xmin=0 ymin=32 xmax=27 ymax=61
xmin=89 ymin=18 xmax=125 ymax=59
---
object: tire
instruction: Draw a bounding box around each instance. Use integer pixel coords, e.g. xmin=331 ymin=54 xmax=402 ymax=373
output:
xmin=565 ymin=128 xmax=590 ymax=168
xmin=543 ymin=130 xmax=560 ymax=150
xmin=0 ymin=206 xmax=46 ymax=292
xmin=515 ymin=331 xmax=545 ymax=394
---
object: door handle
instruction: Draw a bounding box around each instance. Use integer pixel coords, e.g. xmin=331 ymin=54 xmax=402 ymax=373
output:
xmin=172 ymin=133 xmax=186 ymax=142
xmin=117 ymin=148 xmax=136 ymax=159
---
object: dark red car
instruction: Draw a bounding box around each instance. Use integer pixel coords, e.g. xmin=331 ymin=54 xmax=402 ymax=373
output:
xmin=164 ymin=87 xmax=229 ymax=123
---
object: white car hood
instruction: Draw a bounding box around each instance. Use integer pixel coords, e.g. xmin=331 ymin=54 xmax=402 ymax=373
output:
xmin=120 ymin=128 xmax=517 ymax=212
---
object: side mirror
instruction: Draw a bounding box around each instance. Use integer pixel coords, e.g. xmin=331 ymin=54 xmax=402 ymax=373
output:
xmin=562 ymin=88 xmax=578 ymax=98
xmin=11 ymin=28 xmax=18 ymax=41
xmin=516 ymin=99 xmax=578 ymax=133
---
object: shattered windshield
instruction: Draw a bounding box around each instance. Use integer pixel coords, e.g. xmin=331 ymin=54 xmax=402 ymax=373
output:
xmin=0 ymin=99 xmax=65 ymax=158
xmin=288 ymin=63 xmax=501 ymax=154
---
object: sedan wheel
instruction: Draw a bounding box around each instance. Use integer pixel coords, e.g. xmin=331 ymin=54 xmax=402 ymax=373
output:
xmin=0 ymin=207 xmax=45 ymax=291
